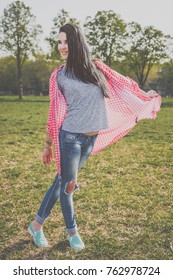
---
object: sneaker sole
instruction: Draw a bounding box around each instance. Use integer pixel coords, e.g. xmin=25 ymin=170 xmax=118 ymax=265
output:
xmin=69 ymin=244 xmax=85 ymax=251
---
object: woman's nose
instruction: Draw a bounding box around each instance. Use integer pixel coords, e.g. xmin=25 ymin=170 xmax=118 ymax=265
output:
xmin=60 ymin=43 xmax=66 ymax=49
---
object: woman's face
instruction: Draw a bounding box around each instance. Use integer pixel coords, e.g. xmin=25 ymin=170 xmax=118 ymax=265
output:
xmin=57 ymin=32 xmax=69 ymax=60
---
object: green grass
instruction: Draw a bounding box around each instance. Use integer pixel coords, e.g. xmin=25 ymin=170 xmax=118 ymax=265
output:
xmin=0 ymin=96 xmax=173 ymax=260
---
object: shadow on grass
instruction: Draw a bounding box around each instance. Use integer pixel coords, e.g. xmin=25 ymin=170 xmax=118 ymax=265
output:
xmin=28 ymin=241 xmax=70 ymax=260
xmin=0 ymin=239 xmax=31 ymax=260
xmin=0 ymin=238 xmax=69 ymax=260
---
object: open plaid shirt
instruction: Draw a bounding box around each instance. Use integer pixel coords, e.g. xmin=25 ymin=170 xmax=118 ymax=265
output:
xmin=46 ymin=60 xmax=161 ymax=176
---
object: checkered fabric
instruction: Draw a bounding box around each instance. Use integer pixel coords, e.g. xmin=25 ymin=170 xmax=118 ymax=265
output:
xmin=46 ymin=60 xmax=161 ymax=175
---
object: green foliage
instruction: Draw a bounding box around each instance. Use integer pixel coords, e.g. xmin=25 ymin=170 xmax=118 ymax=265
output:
xmin=0 ymin=96 xmax=173 ymax=260
xmin=119 ymin=22 xmax=172 ymax=89
xmin=157 ymin=60 xmax=173 ymax=96
xmin=0 ymin=0 xmax=42 ymax=58
xmin=46 ymin=9 xmax=80 ymax=60
xmin=22 ymin=55 xmax=54 ymax=96
xmin=111 ymin=59 xmax=136 ymax=80
xmin=0 ymin=55 xmax=61 ymax=96
xmin=0 ymin=56 xmax=18 ymax=94
xmin=0 ymin=0 xmax=42 ymax=99
xmin=84 ymin=10 xmax=126 ymax=66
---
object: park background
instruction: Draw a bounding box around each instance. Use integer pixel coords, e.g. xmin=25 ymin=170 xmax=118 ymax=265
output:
xmin=0 ymin=0 xmax=173 ymax=260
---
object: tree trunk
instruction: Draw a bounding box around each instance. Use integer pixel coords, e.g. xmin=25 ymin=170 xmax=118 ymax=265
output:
xmin=17 ymin=57 xmax=23 ymax=100
xmin=18 ymin=77 xmax=24 ymax=100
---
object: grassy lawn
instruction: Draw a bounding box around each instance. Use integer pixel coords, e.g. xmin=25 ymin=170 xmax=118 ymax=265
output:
xmin=0 ymin=96 xmax=173 ymax=260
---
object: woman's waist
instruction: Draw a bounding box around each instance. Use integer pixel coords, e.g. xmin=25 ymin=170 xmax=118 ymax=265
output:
xmin=61 ymin=127 xmax=99 ymax=136
xmin=84 ymin=131 xmax=99 ymax=136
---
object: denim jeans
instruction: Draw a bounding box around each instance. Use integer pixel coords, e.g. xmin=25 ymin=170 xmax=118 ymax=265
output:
xmin=35 ymin=129 xmax=98 ymax=234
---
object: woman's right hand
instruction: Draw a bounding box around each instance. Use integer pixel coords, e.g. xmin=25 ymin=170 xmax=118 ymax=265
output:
xmin=43 ymin=147 xmax=53 ymax=166
xmin=146 ymin=90 xmax=159 ymax=97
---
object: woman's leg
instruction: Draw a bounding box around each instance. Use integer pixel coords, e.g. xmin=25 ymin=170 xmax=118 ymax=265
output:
xmin=28 ymin=174 xmax=62 ymax=247
xmin=59 ymin=130 xmax=82 ymax=235
xmin=59 ymin=132 xmax=98 ymax=250
xmin=60 ymin=131 xmax=98 ymax=235
xmin=28 ymin=130 xmax=97 ymax=248
xmin=35 ymin=174 xmax=61 ymax=225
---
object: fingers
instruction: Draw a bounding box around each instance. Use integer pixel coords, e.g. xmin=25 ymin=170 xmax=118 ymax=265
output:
xmin=43 ymin=156 xmax=52 ymax=165
xmin=147 ymin=90 xmax=159 ymax=97
xmin=43 ymin=158 xmax=51 ymax=166
xmin=43 ymin=151 xmax=52 ymax=166
xmin=151 ymin=90 xmax=158 ymax=96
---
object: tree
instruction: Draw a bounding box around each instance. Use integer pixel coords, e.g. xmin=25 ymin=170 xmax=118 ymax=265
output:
xmin=84 ymin=10 xmax=126 ymax=66
xmin=23 ymin=54 xmax=56 ymax=96
xmin=157 ymin=60 xmax=173 ymax=96
xmin=0 ymin=1 xmax=42 ymax=99
xmin=46 ymin=9 xmax=80 ymax=60
xmin=119 ymin=22 xmax=171 ymax=89
xmin=0 ymin=56 xmax=18 ymax=95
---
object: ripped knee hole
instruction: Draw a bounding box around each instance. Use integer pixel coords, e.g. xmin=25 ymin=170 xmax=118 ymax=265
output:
xmin=65 ymin=180 xmax=76 ymax=194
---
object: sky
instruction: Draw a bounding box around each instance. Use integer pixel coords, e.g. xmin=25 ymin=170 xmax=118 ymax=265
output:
xmin=0 ymin=0 xmax=172 ymax=53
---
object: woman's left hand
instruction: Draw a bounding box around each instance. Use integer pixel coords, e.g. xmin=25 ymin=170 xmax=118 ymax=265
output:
xmin=43 ymin=147 xmax=53 ymax=166
xmin=146 ymin=90 xmax=159 ymax=97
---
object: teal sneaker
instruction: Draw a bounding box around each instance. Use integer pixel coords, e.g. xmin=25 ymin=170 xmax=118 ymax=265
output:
xmin=28 ymin=223 xmax=48 ymax=248
xmin=67 ymin=233 xmax=85 ymax=250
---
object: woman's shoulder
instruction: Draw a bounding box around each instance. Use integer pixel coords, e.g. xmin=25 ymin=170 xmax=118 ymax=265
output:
xmin=50 ymin=64 xmax=65 ymax=79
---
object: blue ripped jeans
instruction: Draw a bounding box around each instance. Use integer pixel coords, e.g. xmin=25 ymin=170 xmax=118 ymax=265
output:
xmin=35 ymin=129 xmax=98 ymax=234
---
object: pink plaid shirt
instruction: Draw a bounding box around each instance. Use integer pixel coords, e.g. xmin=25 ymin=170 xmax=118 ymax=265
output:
xmin=46 ymin=60 xmax=161 ymax=175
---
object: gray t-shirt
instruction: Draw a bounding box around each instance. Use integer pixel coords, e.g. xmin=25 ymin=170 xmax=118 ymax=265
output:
xmin=57 ymin=66 xmax=108 ymax=133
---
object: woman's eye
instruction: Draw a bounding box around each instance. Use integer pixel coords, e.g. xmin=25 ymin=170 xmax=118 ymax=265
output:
xmin=57 ymin=41 xmax=68 ymax=45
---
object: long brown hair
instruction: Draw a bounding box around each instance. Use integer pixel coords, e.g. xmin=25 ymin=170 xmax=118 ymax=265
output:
xmin=59 ymin=23 xmax=109 ymax=97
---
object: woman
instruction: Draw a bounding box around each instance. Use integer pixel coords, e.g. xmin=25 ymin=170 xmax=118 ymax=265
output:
xmin=28 ymin=23 xmax=161 ymax=250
